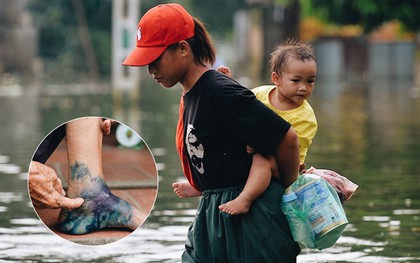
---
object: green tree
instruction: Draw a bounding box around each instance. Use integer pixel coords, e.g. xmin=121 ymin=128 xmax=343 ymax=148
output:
xmin=307 ymin=0 xmax=420 ymax=32
xmin=190 ymin=0 xmax=246 ymax=37
xmin=28 ymin=0 xmax=112 ymax=81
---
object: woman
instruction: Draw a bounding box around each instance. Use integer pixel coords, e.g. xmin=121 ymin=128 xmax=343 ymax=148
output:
xmin=123 ymin=3 xmax=301 ymax=262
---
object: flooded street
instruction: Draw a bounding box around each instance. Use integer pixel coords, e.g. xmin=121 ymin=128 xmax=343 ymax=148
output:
xmin=0 ymin=75 xmax=419 ymax=262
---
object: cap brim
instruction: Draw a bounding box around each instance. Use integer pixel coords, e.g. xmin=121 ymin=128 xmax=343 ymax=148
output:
xmin=122 ymin=46 xmax=167 ymax=67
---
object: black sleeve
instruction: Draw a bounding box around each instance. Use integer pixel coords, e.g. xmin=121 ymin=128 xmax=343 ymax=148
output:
xmin=32 ymin=124 xmax=66 ymax=164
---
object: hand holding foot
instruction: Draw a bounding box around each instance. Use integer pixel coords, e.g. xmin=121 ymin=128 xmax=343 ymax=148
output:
xmin=29 ymin=161 xmax=84 ymax=210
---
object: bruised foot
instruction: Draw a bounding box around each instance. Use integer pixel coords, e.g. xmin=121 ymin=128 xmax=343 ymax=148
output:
xmin=58 ymin=162 xmax=146 ymax=235
xmin=219 ymin=195 xmax=252 ymax=215
xmin=172 ymin=181 xmax=201 ymax=198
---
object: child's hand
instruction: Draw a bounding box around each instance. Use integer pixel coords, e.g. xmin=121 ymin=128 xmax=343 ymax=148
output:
xmin=216 ymin=65 xmax=232 ymax=77
xmin=299 ymin=163 xmax=306 ymax=173
xmin=246 ymin=145 xmax=255 ymax=154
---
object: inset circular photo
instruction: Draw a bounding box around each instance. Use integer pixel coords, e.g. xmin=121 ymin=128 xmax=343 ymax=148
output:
xmin=28 ymin=117 xmax=158 ymax=245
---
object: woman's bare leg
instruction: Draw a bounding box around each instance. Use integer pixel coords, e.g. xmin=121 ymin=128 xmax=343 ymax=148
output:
xmin=58 ymin=117 xmax=146 ymax=235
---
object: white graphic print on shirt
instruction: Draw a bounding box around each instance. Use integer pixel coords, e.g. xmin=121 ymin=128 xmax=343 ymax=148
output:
xmin=186 ymin=124 xmax=205 ymax=174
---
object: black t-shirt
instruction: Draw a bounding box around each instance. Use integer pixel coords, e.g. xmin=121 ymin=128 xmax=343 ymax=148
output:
xmin=177 ymin=70 xmax=291 ymax=191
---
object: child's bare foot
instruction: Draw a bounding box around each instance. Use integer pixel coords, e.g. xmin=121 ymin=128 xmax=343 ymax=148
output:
xmin=172 ymin=181 xmax=201 ymax=198
xmin=58 ymin=162 xmax=146 ymax=235
xmin=219 ymin=195 xmax=252 ymax=215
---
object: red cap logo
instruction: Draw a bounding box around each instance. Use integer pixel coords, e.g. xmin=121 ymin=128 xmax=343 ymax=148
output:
xmin=123 ymin=4 xmax=195 ymax=67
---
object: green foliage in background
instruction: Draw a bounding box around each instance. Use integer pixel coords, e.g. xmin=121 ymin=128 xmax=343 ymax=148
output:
xmin=26 ymin=0 xmax=418 ymax=81
xmin=304 ymin=0 xmax=420 ymax=33
xmin=27 ymin=0 xmax=244 ymax=81
xmin=190 ymin=0 xmax=245 ymax=38
xmin=28 ymin=0 xmax=112 ymax=81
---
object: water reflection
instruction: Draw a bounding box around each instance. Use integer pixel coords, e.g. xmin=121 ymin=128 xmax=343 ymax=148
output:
xmin=0 ymin=76 xmax=419 ymax=261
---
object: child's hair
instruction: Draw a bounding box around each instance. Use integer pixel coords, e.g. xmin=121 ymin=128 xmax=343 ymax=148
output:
xmin=269 ymin=38 xmax=316 ymax=74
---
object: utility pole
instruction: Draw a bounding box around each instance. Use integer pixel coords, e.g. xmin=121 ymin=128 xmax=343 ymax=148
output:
xmin=112 ymin=0 xmax=140 ymax=130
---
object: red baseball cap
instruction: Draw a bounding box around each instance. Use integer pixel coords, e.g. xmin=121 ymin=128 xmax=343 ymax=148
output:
xmin=122 ymin=3 xmax=195 ymax=67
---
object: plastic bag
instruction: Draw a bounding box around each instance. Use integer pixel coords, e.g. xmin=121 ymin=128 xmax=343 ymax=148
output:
xmin=304 ymin=167 xmax=358 ymax=204
xmin=281 ymin=173 xmax=348 ymax=250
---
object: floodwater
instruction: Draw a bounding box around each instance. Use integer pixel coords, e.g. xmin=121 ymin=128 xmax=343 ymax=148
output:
xmin=0 ymin=75 xmax=419 ymax=262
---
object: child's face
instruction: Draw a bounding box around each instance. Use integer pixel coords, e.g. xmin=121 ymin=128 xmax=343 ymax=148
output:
xmin=271 ymin=59 xmax=317 ymax=105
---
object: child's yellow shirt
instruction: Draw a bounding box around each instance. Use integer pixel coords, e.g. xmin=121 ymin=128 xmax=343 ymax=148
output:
xmin=253 ymin=85 xmax=318 ymax=164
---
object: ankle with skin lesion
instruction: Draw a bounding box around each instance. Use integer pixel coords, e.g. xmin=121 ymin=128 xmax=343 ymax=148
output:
xmin=58 ymin=161 xmax=139 ymax=235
